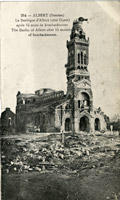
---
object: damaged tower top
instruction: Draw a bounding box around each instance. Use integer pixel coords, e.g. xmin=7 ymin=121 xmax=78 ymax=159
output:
xmin=71 ymin=17 xmax=89 ymax=40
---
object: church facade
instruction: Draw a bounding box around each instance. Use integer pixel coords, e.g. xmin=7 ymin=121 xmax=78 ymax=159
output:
xmin=16 ymin=17 xmax=108 ymax=133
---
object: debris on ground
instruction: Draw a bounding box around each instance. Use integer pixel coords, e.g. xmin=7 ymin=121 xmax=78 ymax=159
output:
xmin=1 ymin=131 xmax=120 ymax=174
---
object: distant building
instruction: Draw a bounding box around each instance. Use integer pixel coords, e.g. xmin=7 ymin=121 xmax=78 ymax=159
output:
xmin=16 ymin=89 xmax=65 ymax=132
xmin=1 ymin=108 xmax=15 ymax=133
xmin=16 ymin=17 xmax=108 ymax=133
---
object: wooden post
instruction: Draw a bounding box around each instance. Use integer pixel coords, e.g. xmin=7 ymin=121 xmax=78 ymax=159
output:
xmin=61 ymin=131 xmax=64 ymax=145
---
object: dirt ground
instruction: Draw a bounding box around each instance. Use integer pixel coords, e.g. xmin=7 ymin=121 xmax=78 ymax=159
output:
xmin=1 ymin=131 xmax=120 ymax=200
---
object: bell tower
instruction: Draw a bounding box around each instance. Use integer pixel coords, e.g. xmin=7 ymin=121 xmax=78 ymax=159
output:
xmin=65 ymin=17 xmax=93 ymax=133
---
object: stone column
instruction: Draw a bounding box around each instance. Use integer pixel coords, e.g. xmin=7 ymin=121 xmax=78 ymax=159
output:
xmin=74 ymin=115 xmax=79 ymax=133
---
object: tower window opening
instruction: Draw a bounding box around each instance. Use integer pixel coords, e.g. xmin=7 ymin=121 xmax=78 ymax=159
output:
xmin=78 ymin=53 xmax=80 ymax=63
xmin=80 ymin=31 xmax=82 ymax=39
xmin=78 ymin=66 xmax=80 ymax=69
xmin=84 ymin=54 xmax=87 ymax=65
xmin=81 ymin=52 xmax=83 ymax=64
xmin=78 ymin=100 xmax=80 ymax=108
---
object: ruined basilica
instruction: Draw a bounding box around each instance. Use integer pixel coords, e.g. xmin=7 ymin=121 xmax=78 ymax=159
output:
xmin=16 ymin=17 xmax=108 ymax=133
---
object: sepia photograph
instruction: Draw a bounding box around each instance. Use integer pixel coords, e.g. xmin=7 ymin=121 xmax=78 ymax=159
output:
xmin=0 ymin=1 xmax=120 ymax=200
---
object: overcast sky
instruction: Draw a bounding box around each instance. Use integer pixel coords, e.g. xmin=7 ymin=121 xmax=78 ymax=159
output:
xmin=1 ymin=1 xmax=120 ymax=119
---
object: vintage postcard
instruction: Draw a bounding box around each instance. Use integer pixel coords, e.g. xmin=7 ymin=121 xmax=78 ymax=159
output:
xmin=0 ymin=1 xmax=120 ymax=200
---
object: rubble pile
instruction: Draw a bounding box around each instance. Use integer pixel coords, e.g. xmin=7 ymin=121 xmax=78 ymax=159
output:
xmin=1 ymin=132 xmax=120 ymax=174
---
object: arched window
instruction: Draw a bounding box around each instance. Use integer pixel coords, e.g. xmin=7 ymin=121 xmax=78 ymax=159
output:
xmin=81 ymin=52 xmax=83 ymax=64
xmin=65 ymin=118 xmax=71 ymax=131
xmin=84 ymin=54 xmax=87 ymax=65
xmin=33 ymin=98 xmax=36 ymax=103
xmin=78 ymin=53 xmax=80 ymax=63
xmin=77 ymin=92 xmax=90 ymax=108
xmin=78 ymin=100 xmax=80 ymax=108
xmin=27 ymin=99 xmax=30 ymax=104
xmin=79 ymin=116 xmax=89 ymax=132
xmin=66 ymin=104 xmax=71 ymax=110
xmin=95 ymin=118 xmax=100 ymax=131
xmin=8 ymin=117 xmax=12 ymax=127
